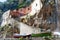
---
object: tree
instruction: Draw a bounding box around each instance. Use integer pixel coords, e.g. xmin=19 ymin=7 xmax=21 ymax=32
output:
xmin=7 ymin=0 xmax=19 ymax=10
xmin=0 ymin=0 xmax=19 ymax=11
xmin=0 ymin=2 xmax=4 ymax=11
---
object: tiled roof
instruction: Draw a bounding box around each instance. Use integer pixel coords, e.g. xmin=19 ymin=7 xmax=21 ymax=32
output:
xmin=10 ymin=6 xmax=31 ymax=18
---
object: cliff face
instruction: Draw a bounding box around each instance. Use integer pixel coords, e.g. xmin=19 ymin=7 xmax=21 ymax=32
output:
xmin=57 ymin=0 xmax=60 ymax=14
xmin=56 ymin=0 xmax=60 ymax=31
xmin=56 ymin=0 xmax=60 ymax=27
xmin=53 ymin=0 xmax=60 ymax=36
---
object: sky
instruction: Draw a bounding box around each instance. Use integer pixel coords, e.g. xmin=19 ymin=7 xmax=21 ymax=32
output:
xmin=0 ymin=0 xmax=7 ymax=2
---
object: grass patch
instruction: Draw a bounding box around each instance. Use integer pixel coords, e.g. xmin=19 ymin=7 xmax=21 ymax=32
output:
xmin=31 ymin=32 xmax=52 ymax=37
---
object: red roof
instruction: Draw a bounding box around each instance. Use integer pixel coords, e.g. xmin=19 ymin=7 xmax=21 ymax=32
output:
xmin=10 ymin=6 xmax=31 ymax=18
